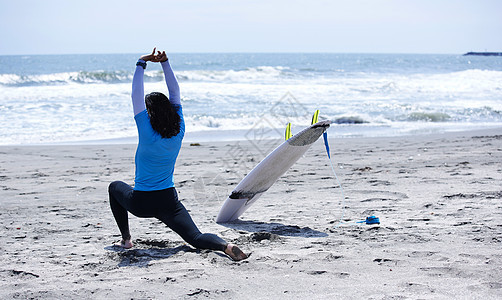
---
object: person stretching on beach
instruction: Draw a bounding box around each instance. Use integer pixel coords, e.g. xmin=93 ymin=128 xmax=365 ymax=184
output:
xmin=108 ymin=48 xmax=248 ymax=261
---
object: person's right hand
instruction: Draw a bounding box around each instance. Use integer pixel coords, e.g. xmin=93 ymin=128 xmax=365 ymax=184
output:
xmin=155 ymin=50 xmax=168 ymax=62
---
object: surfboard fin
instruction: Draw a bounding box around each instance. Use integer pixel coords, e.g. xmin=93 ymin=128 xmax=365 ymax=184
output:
xmin=311 ymin=109 xmax=320 ymax=125
xmin=323 ymin=131 xmax=330 ymax=159
xmin=285 ymin=122 xmax=292 ymax=140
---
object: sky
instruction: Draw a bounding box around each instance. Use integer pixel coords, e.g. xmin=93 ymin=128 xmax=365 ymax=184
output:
xmin=0 ymin=0 xmax=501 ymax=55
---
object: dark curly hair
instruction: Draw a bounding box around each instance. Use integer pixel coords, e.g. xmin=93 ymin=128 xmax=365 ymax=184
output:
xmin=145 ymin=92 xmax=181 ymax=139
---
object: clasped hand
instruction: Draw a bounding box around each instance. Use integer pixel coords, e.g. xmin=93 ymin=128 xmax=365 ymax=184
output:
xmin=140 ymin=47 xmax=168 ymax=63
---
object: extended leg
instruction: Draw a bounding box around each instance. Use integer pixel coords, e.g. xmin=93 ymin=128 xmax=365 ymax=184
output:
xmin=158 ymin=201 xmax=227 ymax=251
xmin=157 ymin=200 xmax=247 ymax=260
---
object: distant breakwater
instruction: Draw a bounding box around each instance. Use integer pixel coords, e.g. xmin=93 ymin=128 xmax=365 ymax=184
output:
xmin=464 ymin=52 xmax=502 ymax=56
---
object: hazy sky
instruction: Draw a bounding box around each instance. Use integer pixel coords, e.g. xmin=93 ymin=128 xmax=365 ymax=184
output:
xmin=1 ymin=0 xmax=501 ymax=55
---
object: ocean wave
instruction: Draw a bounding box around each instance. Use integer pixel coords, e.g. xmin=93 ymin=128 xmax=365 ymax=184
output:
xmin=448 ymin=69 xmax=502 ymax=77
xmin=459 ymin=106 xmax=502 ymax=121
xmin=393 ymin=106 xmax=501 ymax=123
xmin=0 ymin=66 xmax=293 ymax=86
xmin=176 ymin=66 xmax=290 ymax=82
xmin=407 ymin=112 xmax=451 ymax=122
xmin=332 ymin=116 xmax=368 ymax=124
xmin=0 ymin=71 xmax=135 ymax=86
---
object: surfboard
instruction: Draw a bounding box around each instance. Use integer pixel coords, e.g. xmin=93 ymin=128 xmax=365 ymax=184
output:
xmin=216 ymin=120 xmax=330 ymax=223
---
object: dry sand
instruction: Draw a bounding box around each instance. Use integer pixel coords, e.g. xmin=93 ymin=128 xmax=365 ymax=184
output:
xmin=1 ymin=128 xmax=501 ymax=299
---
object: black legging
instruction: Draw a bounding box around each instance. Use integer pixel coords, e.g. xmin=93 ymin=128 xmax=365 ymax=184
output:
xmin=108 ymin=181 xmax=227 ymax=251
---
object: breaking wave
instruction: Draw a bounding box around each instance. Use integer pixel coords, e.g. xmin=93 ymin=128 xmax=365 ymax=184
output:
xmin=0 ymin=66 xmax=291 ymax=87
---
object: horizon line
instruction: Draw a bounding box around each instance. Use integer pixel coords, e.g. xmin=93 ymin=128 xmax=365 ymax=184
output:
xmin=0 ymin=51 xmax=475 ymax=56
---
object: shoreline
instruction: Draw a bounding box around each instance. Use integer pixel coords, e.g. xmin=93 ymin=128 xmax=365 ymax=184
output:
xmin=1 ymin=127 xmax=501 ymax=298
xmin=3 ymin=125 xmax=502 ymax=147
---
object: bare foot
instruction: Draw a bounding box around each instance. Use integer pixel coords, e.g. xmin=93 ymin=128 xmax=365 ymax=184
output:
xmin=224 ymin=244 xmax=248 ymax=261
xmin=114 ymin=239 xmax=134 ymax=249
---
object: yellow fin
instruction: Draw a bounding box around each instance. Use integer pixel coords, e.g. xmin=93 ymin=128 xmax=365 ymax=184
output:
xmin=311 ymin=110 xmax=320 ymax=125
xmin=285 ymin=122 xmax=292 ymax=140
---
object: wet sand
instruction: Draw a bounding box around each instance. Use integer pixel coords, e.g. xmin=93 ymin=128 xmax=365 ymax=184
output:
xmin=1 ymin=128 xmax=501 ymax=299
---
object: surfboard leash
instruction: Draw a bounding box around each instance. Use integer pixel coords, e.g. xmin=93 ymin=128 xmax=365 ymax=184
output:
xmin=322 ymin=130 xmax=347 ymax=228
xmin=323 ymin=129 xmax=380 ymax=227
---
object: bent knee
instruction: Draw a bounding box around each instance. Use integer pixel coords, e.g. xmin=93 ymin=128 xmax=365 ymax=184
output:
xmin=108 ymin=181 xmax=123 ymax=194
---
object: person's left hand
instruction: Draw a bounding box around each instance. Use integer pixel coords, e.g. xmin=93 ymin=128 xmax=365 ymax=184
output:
xmin=140 ymin=48 xmax=157 ymax=62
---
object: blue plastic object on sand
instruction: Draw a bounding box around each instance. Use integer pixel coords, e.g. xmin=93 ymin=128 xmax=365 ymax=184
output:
xmin=357 ymin=216 xmax=380 ymax=225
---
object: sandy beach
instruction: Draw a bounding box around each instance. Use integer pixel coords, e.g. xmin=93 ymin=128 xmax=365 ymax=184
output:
xmin=1 ymin=128 xmax=501 ymax=299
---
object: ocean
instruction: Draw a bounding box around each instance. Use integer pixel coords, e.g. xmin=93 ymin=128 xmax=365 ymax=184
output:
xmin=1 ymin=53 xmax=501 ymax=145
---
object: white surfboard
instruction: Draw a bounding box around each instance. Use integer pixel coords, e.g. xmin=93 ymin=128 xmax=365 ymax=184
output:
xmin=216 ymin=120 xmax=331 ymax=222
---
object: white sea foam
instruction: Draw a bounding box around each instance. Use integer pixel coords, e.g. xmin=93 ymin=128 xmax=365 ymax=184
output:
xmin=176 ymin=66 xmax=288 ymax=83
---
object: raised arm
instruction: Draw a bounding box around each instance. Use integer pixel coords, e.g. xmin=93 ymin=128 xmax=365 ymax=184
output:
xmin=157 ymin=51 xmax=180 ymax=105
xmin=161 ymin=60 xmax=181 ymax=105
xmin=131 ymin=59 xmax=146 ymax=116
